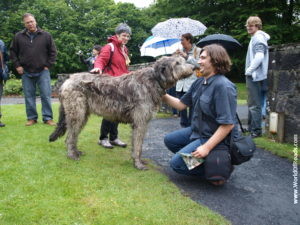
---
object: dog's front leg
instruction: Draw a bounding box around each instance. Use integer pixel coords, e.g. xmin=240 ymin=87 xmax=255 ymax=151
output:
xmin=131 ymin=123 xmax=148 ymax=170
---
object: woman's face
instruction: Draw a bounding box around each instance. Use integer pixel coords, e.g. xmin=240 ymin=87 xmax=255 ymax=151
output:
xmin=117 ymin=32 xmax=131 ymax=45
xmin=181 ymin=37 xmax=190 ymax=49
xmin=92 ymin=49 xmax=99 ymax=56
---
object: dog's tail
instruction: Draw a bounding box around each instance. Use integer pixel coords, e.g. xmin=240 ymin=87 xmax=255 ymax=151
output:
xmin=49 ymin=104 xmax=67 ymax=142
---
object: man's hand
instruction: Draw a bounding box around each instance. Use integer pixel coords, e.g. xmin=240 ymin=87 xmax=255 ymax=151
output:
xmin=90 ymin=67 xmax=102 ymax=75
xmin=16 ymin=66 xmax=24 ymax=75
xmin=192 ymin=145 xmax=210 ymax=158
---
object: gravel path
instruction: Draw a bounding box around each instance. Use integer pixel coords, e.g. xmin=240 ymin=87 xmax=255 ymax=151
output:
xmin=142 ymin=118 xmax=299 ymax=225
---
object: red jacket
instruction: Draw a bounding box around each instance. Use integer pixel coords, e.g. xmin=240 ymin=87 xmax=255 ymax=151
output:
xmin=94 ymin=35 xmax=129 ymax=76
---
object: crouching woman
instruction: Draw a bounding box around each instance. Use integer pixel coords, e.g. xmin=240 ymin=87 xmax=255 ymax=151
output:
xmin=162 ymin=44 xmax=237 ymax=186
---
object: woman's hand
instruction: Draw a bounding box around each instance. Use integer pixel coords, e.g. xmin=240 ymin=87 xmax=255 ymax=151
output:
xmin=90 ymin=68 xmax=102 ymax=75
xmin=175 ymin=49 xmax=188 ymax=59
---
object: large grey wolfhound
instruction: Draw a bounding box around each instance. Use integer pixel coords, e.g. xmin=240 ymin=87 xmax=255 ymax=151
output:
xmin=49 ymin=56 xmax=194 ymax=170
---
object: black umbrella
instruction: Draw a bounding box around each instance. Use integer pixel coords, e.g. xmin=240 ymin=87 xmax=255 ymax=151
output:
xmin=197 ymin=34 xmax=242 ymax=51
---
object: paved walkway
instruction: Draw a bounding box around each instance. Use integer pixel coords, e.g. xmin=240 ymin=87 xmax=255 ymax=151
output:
xmin=142 ymin=117 xmax=299 ymax=225
xmin=1 ymin=96 xmax=59 ymax=105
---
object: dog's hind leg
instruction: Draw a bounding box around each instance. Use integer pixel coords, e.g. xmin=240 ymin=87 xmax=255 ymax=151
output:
xmin=64 ymin=97 xmax=89 ymax=160
xmin=131 ymin=122 xmax=148 ymax=170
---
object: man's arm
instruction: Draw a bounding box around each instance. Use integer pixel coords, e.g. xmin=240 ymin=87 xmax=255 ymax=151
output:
xmin=245 ymin=44 xmax=265 ymax=79
xmin=46 ymin=34 xmax=57 ymax=68
xmin=10 ymin=35 xmax=21 ymax=69
xmin=162 ymin=94 xmax=187 ymax=111
xmin=192 ymin=124 xmax=234 ymax=158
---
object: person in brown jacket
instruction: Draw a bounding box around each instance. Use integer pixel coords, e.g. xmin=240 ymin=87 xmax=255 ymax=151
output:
xmin=10 ymin=13 xmax=57 ymax=126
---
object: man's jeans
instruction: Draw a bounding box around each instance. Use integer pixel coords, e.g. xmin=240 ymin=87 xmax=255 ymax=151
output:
xmin=164 ymin=127 xmax=206 ymax=177
xmin=22 ymin=69 xmax=53 ymax=121
xmin=246 ymin=76 xmax=264 ymax=135
xmin=0 ymin=81 xmax=3 ymax=118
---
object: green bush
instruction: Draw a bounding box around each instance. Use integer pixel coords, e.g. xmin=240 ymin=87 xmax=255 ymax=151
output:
xmin=3 ymin=78 xmax=58 ymax=96
xmin=3 ymin=78 xmax=23 ymax=96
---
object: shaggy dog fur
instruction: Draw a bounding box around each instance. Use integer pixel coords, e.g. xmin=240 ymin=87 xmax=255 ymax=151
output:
xmin=49 ymin=56 xmax=194 ymax=170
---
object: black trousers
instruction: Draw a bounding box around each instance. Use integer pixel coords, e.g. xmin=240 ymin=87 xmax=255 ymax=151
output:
xmin=99 ymin=119 xmax=118 ymax=141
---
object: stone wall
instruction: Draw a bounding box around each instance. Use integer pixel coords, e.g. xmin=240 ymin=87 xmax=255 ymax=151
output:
xmin=267 ymin=43 xmax=300 ymax=143
xmin=129 ymin=62 xmax=155 ymax=71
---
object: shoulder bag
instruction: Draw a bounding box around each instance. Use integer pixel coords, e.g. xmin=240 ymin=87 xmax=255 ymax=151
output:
xmin=230 ymin=113 xmax=256 ymax=165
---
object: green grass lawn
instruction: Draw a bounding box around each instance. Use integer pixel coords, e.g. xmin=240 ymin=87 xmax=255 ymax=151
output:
xmin=254 ymin=135 xmax=298 ymax=163
xmin=0 ymin=103 xmax=230 ymax=225
xmin=235 ymin=83 xmax=247 ymax=105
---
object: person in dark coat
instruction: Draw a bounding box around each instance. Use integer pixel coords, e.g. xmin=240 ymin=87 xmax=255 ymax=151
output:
xmin=10 ymin=13 xmax=57 ymax=126
xmin=79 ymin=45 xmax=101 ymax=71
xmin=0 ymin=39 xmax=8 ymax=127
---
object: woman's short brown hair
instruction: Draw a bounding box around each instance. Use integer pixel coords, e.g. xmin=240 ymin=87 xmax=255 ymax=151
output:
xmin=181 ymin=33 xmax=193 ymax=44
xmin=201 ymin=44 xmax=232 ymax=74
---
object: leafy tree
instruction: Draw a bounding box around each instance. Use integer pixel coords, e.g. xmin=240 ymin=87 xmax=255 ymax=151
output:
xmin=1 ymin=0 xmax=298 ymax=78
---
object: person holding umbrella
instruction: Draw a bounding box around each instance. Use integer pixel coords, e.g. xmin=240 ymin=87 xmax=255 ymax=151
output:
xmin=175 ymin=33 xmax=201 ymax=127
xmin=245 ymin=16 xmax=270 ymax=138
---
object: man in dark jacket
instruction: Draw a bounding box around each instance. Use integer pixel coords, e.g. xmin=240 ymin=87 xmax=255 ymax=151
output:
xmin=10 ymin=13 xmax=57 ymax=126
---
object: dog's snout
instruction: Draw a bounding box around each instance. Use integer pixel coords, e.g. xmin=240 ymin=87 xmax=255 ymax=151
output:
xmin=187 ymin=63 xmax=196 ymax=71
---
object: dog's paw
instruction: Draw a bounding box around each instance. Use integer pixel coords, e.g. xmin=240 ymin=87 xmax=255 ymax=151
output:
xmin=76 ymin=150 xmax=85 ymax=156
xmin=134 ymin=161 xmax=148 ymax=170
xmin=141 ymin=159 xmax=149 ymax=165
xmin=67 ymin=152 xmax=80 ymax=160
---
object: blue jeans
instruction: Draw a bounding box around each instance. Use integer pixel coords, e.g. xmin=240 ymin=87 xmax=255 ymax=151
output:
xmin=0 ymin=81 xmax=3 ymax=118
xmin=246 ymin=76 xmax=264 ymax=135
xmin=176 ymin=91 xmax=193 ymax=127
xmin=164 ymin=127 xmax=206 ymax=177
xmin=22 ymin=69 xmax=53 ymax=121
xmin=261 ymin=79 xmax=268 ymax=118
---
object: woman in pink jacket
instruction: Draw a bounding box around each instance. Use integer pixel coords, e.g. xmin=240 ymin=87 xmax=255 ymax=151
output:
xmin=91 ymin=23 xmax=131 ymax=149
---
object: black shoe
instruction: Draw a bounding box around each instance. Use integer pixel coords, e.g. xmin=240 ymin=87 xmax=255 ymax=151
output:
xmin=0 ymin=122 xmax=5 ymax=127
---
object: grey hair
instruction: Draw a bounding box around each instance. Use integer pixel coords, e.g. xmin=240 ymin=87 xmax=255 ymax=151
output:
xmin=115 ymin=23 xmax=132 ymax=35
xmin=22 ymin=13 xmax=35 ymax=20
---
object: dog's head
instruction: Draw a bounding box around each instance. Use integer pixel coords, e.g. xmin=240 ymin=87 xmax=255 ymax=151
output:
xmin=153 ymin=56 xmax=195 ymax=89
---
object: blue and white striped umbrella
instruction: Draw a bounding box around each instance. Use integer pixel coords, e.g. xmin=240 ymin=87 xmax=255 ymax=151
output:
xmin=140 ymin=36 xmax=182 ymax=57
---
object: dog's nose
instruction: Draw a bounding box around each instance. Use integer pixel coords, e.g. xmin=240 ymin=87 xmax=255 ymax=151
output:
xmin=190 ymin=64 xmax=196 ymax=70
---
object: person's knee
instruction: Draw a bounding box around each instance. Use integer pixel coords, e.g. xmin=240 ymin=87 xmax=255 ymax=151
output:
xmin=170 ymin=158 xmax=186 ymax=174
xmin=164 ymin=133 xmax=172 ymax=149
xmin=204 ymin=149 xmax=233 ymax=185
